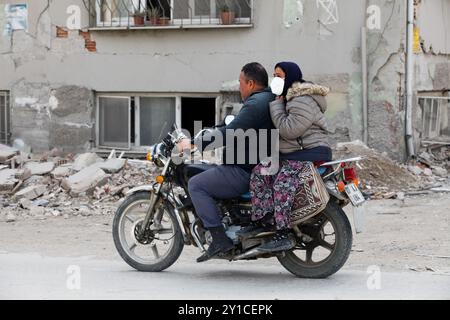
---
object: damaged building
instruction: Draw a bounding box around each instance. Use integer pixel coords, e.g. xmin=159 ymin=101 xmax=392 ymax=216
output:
xmin=0 ymin=0 xmax=449 ymax=161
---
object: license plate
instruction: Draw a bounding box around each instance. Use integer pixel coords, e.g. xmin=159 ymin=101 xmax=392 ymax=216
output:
xmin=345 ymin=183 xmax=365 ymax=206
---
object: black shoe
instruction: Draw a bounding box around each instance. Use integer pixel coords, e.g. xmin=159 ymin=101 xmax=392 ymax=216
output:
xmin=196 ymin=226 xmax=234 ymax=263
xmin=258 ymin=230 xmax=296 ymax=253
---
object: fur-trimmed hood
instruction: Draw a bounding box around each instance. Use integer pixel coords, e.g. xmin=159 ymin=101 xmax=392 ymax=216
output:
xmin=286 ymin=82 xmax=330 ymax=113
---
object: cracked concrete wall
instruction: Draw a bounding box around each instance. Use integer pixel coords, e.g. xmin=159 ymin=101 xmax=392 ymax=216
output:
xmin=365 ymin=0 xmax=450 ymax=160
xmin=1 ymin=0 xmax=372 ymax=153
xmin=366 ymin=0 xmax=407 ymax=161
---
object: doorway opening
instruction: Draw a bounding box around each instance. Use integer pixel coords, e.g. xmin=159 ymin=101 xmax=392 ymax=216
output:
xmin=181 ymin=97 xmax=216 ymax=137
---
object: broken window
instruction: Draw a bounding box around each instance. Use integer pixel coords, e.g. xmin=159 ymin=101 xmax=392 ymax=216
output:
xmin=91 ymin=0 xmax=252 ymax=27
xmin=0 ymin=91 xmax=10 ymax=145
xmin=418 ymin=95 xmax=450 ymax=140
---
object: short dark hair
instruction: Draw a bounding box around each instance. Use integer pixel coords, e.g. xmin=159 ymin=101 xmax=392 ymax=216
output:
xmin=241 ymin=62 xmax=269 ymax=87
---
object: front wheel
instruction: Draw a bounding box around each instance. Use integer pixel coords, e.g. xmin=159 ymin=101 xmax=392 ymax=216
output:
xmin=112 ymin=191 xmax=184 ymax=272
xmin=278 ymin=202 xmax=353 ymax=278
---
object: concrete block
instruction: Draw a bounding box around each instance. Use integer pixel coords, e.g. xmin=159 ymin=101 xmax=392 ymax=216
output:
xmin=24 ymin=162 xmax=55 ymax=175
xmin=14 ymin=185 xmax=47 ymax=200
xmin=0 ymin=169 xmax=19 ymax=192
xmin=0 ymin=145 xmax=19 ymax=163
xmin=97 ymin=159 xmax=126 ymax=173
xmin=51 ymin=165 xmax=72 ymax=179
xmin=72 ymin=153 xmax=103 ymax=171
xmin=61 ymin=165 xmax=108 ymax=195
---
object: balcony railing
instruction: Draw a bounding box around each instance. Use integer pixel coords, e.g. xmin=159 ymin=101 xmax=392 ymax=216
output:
xmin=87 ymin=0 xmax=253 ymax=29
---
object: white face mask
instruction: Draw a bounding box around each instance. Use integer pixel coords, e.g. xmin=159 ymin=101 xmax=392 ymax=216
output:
xmin=270 ymin=77 xmax=285 ymax=96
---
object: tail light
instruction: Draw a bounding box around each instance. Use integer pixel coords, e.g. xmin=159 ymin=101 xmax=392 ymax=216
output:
xmin=343 ymin=167 xmax=360 ymax=186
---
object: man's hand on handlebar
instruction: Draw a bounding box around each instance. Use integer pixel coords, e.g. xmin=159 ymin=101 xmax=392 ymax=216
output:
xmin=176 ymin=138 xmax=194 ymax=153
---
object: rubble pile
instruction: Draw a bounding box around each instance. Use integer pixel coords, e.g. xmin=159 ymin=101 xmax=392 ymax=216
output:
xmin=332 ymin=141 xmax=450 ymax=198
xmin=0 ymin=144 xmax=158 ymax=222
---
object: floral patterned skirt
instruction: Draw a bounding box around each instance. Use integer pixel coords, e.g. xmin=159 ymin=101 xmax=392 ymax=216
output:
xmin=250 ymin=160 xmax=310 ymax=230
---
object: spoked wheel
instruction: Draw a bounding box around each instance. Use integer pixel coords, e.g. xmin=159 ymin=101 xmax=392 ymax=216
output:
xmin=112 ymin=191 xmax=184 ymax=272
xmin=278 ymin=202 xmax=353 ymax=278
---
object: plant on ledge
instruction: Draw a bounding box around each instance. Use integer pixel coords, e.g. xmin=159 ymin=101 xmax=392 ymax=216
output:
xmin=219 ymin=4 xmax=235 ymax=25
xmin=133 ymin=4 xmax=146 ymax=26
xmin=147 ymin=7 xmax=161 ymax=25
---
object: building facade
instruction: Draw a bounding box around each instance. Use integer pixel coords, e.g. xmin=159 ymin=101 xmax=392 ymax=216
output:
xmin=0 ymin=0 xmax=449 ymax=160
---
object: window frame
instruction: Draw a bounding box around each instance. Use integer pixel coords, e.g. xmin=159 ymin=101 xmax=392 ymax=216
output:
xmin=96 ymin=95 xmax=132 ymax=150
xmin=95 ymin=93 xmax=220 ymax=150
xmin=92 ymin=0 xmax=253 ymax=28
xmin=0 ymin=90 xmax=10 ymax=145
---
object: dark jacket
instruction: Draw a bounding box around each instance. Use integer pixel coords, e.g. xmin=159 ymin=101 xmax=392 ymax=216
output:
xmin=194 ymin=88 xmax=275 ymax=171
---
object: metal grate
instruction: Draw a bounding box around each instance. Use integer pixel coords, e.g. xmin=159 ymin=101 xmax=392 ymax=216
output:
xmin=0 ymin=91 xmax=10 ymax=145
xmin=418 ymin=96 xmax=450 ymax=139
xmin=87 ymin=0 xmax=252 ymax=28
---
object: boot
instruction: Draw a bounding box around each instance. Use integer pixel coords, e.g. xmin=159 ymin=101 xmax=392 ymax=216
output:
xmin=257 ymin=229 xmax=296 ymax=253
xmin=196 ymin=226 xmax=234 ymax=263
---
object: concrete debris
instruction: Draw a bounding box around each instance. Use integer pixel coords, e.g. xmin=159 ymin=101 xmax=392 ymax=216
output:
xmin=61 ymin=165 xmax=108 ymax=195
xmin=19 ymin=198 xmax=33 ymax=209
xmin=407 ymin=165 xmax=423 ymax=176
xmin=0 ymin=169 xmax=19 ymax=192
xmin=72 ymin=153 xmax=103 ymax=172
xmin=431 ymin=166 xmax=448 ymax=177
xmin=29 ymin=206 xmax=45 ymax=216
xmin=96 ymin=158 xmax=126 ymax=173
xmin=33 ymin=199 xmax=50 ymax=207
xmin=0 ymin=144 xmax=19 ymax=163
xmin=6 ymin=213 xmax=16 ymax=222
xmin=51 ymin=165 xmax=72 ymax=179
xmin=24 ymin=162 xmax=55 ymax=176
xmin=14 ymin=185 xmax=47 ymax=200
xmin=332 ymin=141 xmax=450 ymax=199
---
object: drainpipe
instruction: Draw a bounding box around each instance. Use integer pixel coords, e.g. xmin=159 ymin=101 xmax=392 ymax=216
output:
xmin=361 ymin=27 xmax=368 ymax=145
xmin=405 ymin=0 xmax=415 ymax=158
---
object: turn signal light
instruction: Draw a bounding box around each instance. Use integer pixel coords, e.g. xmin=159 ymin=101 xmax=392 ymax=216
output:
xmin=156 ymin=175 xmax=165 ymax=184
xmin=146 ymin=152 xmax=152 ymax=161
xmin=337 ymin=181 xmax=346 ymax=193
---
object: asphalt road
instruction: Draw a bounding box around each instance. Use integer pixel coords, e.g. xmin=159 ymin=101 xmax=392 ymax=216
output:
xmin=1 ymin=252 xmax=449 ymax=300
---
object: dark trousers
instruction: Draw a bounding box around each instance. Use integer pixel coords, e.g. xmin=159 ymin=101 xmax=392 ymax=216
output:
xmin=188 ymin=165 xmax=251 ymax=228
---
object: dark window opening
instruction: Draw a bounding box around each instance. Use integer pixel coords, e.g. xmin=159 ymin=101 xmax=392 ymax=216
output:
xmin=182 ymin=98 xmax=216 ymax=138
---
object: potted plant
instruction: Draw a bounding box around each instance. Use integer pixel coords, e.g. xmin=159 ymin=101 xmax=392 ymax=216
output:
xmin=133 ymin=6 xmax=146 ymax=26
xmin=219 ymin=4 xmax=235 ymax=25
xmin=158 ymin=16 xmax=171 ymax=26
xmin=147 ymin=7 xmax=161 ymax=25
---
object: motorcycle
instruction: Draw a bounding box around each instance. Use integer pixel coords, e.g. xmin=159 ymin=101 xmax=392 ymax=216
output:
xmin=112 ymin=118 xmax=366 ymax=278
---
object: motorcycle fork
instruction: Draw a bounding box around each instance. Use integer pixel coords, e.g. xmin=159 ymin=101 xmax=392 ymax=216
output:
xmin=140 ymin=158 xmax=171 ymax=232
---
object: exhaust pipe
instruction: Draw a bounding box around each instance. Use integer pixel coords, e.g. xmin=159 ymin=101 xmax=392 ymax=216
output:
xmin=233 ymin=248 xmax=264 ymax=260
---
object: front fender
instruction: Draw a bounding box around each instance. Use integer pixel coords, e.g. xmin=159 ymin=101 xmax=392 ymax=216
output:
xmin=125 ymin=185 xmax=155 ymax=196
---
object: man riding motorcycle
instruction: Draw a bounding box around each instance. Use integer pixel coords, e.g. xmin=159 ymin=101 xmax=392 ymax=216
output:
xmin=176 ymin=62 xmax=276 ymax=263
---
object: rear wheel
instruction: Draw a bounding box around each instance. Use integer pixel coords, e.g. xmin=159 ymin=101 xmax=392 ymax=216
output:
xmin=277 ymin=202 xmax=353 ymax=278
xmin=112 ymin=192 xmax=184 ymax=272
